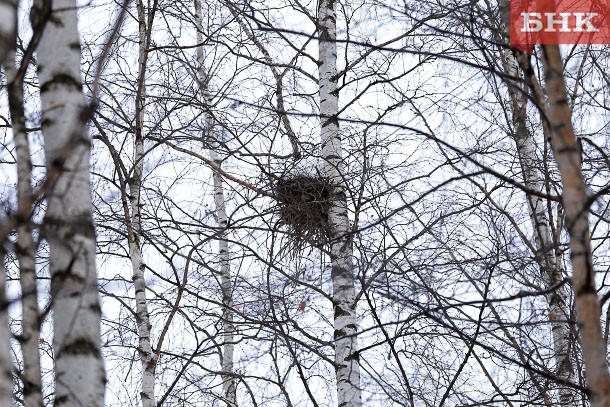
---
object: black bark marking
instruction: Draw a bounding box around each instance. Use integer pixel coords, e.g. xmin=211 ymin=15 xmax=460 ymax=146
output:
xmin=334 ymin=306 xmax=350 ymax=319
xmin=45 ymin=215 xmax=96 ymax=239
xmin=57 ymin=337 xmax=100 ymax=358
xmin=40 ymin=73 xmax=81 ymax=93
xmin=321 ymin=116 xmax=339 ymax=127
xmin=345 ymin=350 xmax=360 ymax=362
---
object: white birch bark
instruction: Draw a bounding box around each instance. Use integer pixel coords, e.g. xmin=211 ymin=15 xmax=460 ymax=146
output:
xmin=194 ymin=2 xmax=236 ymax=404
xmin=5 ymin=51 xmax=43 ymax=406
xmin=495 ymin=4 xmax=576 ymax=402
xmin=0 ymin=9 xmax=25 ymax=402
xmin=317 ymin=1 xmax=362 ymax=405
xmin=37 ymin=1 xmax=106 ymax=404
xmin=515 ymin=129 xmax=575 ymax=405
xmin=497 ymin=52 xmax=575 ymax=404
xmin=208 ymin=122 xmax=236 ymax=407
xmin=4 ymin=10 xmax=43 ymax=405
xmin=128 ymin=1 xmax=156 ymax=405
xmin=540 ymin=43 xmax=610 ymax=407
xmin=0 ymin=249 xmax=13 ymax=406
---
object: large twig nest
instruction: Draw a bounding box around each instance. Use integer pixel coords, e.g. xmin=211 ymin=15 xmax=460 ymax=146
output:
xmin=274 ymin=174 xmax=334 ymax=248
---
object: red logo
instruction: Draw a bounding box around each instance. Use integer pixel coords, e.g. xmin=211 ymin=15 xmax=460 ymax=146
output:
xmin=510 ymin=0 xmax=610 ymax=53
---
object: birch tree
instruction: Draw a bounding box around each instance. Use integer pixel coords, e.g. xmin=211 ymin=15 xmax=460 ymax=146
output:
xmin=195 ymin=1 xmax=236 ymax=403
xmin=317 ymin=1 xmax=362 ymax=405
xmin=500 ymin=52 xmax=576 ymax=406
xmin=1 ymin=6 xmax=44 ymax=403
xmin=37 ymin=0 xmax=106 ymax=404
xmin=538 ymin=43 xmax=610 ymax=407
xmin=128 ymin=0 xmax=157 ymax=404
xmin=6 ymin=49 xmax=43 ymax=407
xmin=491 ymin=2 xmax=610 ymax=402
xmin=0 ymin=247 xmax=12 ymax=407
xmin=6 ymin=0 xmax=608 ymax=404
xmin=494 ymin=2 xmax=576 ymax=402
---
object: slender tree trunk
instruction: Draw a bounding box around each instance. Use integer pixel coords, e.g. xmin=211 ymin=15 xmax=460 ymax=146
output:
xmin=130 ymin=0 xmax=156 ymax=404
xmin=515 ymin=122 xmax=575 ymax=405
xmin=4 ymin=8 xmax=42 ymax=405
xmin=539 ymin=43 xmax=610 ymax=407
xmin=194 ymin=2 xmax=236 ymax=404
xmin=495 ymin=3 xmax=576 ymax=402
xmin=0 ymin=248 xmax=13 ymax=406
xmin=317 ymin=1 xmax=362 ymax=406
xmin=207 ymin=120 xmax=237 ymax=407
xmin=497 ymin=50 xmax=576 ymax=404
xmin=6 ymin=50 xmax=43 ymax=406
xmin=0 ymin=6 xmax=20 ymax=402
xmin=37 ymin=0 xmax=106 ymax=405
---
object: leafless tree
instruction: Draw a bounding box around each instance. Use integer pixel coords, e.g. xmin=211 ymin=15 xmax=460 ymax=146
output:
xmin=3 ymin=0 xmax=610 ymax=406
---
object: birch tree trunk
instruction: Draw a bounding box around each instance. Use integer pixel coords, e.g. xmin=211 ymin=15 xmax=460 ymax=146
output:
xmin=513 ymin=118 xmax=575 ymax=405
xmin=37 ymin=1 xmax=106 ymax=404
xmin=497 ymin=51 xmax=576 ymax=404
xmin=539 ymin=43 xmax=610 ymax=407
xmin=0 ymin=6 xmax=19 ymax=401
xmin=0 ymin=248 xmax=13 ymax=406
xmin=129 ymin=1 xmax=156 ymax=404
xmin=494 ymin=4 xmax=576 ymax=403
xmin=6 ymin=51 xmax=43 ymax=406
xmin=317 ymin=1 xmax=362 ymax=405
xmin=194 ymin=2 xmax=236 ymax=404
xmin=4 ymin=8 xmax=43 ymax=405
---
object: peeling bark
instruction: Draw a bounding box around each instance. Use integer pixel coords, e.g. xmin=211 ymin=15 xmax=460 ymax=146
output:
xmin=317 ymin=1 xmax=362 ymax=405
xmin=37 ymin=0 xmax=106 ymax=405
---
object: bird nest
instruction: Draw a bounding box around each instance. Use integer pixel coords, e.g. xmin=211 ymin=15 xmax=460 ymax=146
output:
xmin=274 ymin=175 xmax=334 ymax=249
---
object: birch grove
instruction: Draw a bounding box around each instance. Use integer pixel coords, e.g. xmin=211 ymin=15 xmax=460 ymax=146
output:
xmin=2 ymin=0 xmax=610 ymax=405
